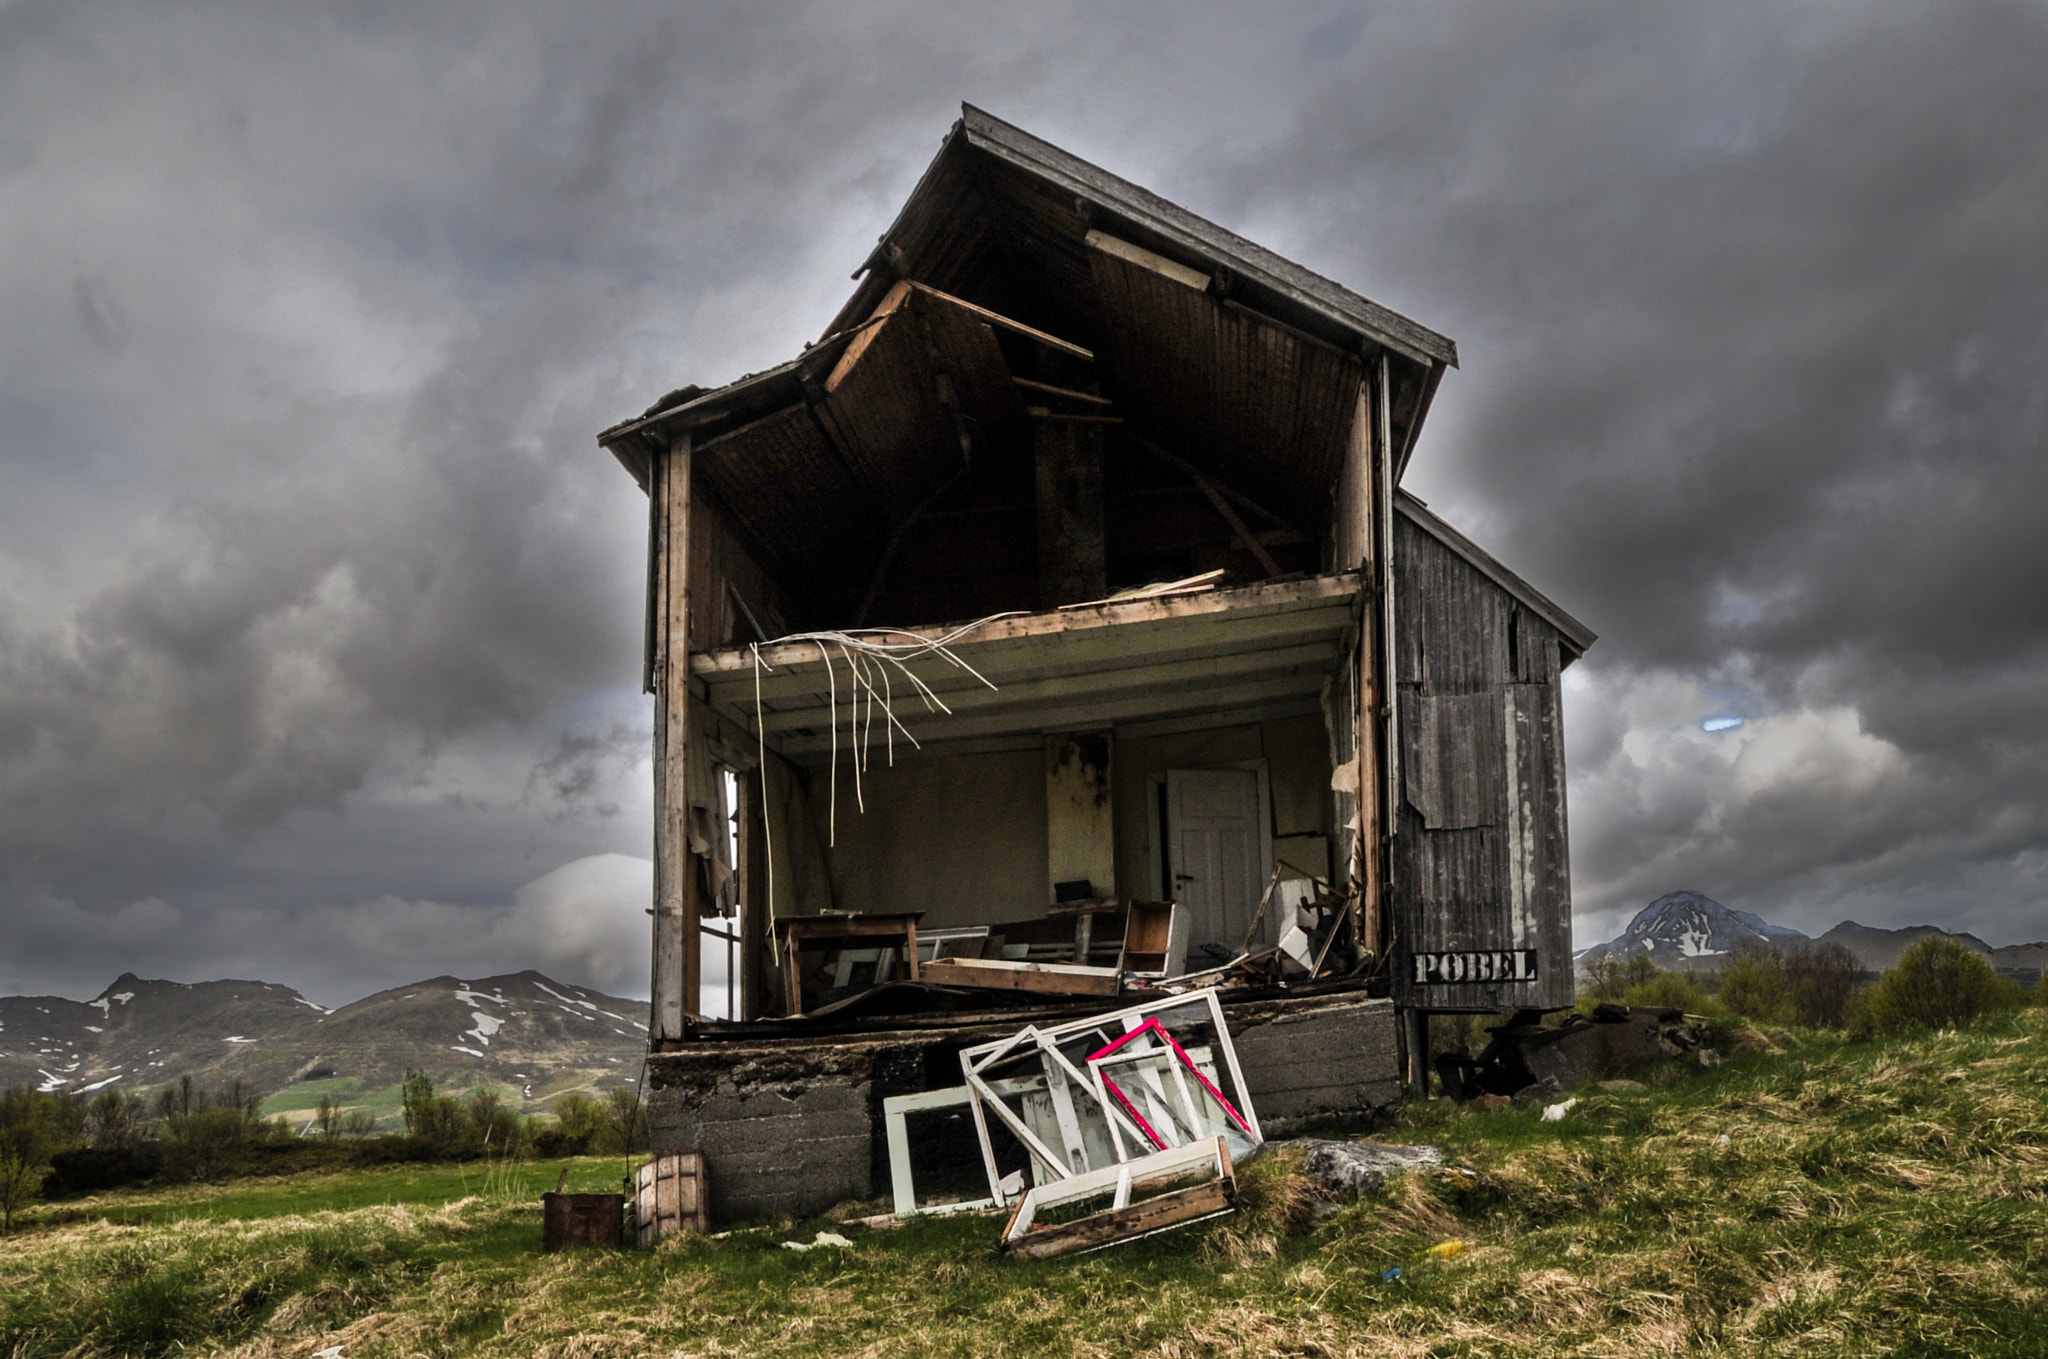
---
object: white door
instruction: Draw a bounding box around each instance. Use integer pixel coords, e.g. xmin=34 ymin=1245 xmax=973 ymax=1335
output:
xmin=1165 ymin=769 xmax=1267 ymax=959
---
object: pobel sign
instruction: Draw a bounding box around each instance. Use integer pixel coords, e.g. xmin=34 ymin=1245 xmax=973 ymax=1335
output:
xmin=1412 ymin=950 xmax=1539 ymax=985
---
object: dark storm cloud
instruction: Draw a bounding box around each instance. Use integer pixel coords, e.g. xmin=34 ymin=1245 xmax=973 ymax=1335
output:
xmin=2 ymin=0 xmax=2042 ymax=1002
xmin=1194 ymin=1 xmax=2048 ymax=940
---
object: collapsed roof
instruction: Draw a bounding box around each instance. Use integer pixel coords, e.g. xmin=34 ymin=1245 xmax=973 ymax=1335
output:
xmin=599 ymin=105 xmax=1462 ymax=620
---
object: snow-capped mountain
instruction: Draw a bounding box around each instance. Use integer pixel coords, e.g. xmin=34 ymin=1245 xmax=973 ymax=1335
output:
xmin=0 ymin=970 xmax=645 ymax=1108
xmin=1576 ymin=891 xmax=1808 ymax=973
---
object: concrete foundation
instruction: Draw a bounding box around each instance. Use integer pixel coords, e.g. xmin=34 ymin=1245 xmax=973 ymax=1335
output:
xmin=645 ymin=989 xmax=1398 ymax=1224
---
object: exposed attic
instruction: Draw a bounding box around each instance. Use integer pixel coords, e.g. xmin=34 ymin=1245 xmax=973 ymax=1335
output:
xmin=598 ymin=105 xmax=1460 ymax=640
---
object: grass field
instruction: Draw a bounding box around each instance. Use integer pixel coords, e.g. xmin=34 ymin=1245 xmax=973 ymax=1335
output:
xmin=5 ymin=1013 xmax=2045 ymax=1358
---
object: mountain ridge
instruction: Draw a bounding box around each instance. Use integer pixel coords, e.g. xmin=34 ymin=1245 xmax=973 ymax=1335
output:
xmin=0 ymin=970 xmax=647 ymax=1114
xmin=1579 ymin=894 xmax=2046 ymax=981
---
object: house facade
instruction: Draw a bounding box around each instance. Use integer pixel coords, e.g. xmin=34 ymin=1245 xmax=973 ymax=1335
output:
xmin=596 ymin=107 xmax=1593 ymax=1222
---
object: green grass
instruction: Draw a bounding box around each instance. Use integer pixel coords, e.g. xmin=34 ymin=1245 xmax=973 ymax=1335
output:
xmin=6 ymin=1016 xmax=2047 ymax=1357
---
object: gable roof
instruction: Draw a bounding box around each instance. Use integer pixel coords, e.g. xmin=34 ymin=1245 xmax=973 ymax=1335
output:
xmin=598 ymin=107 xmax=1465 ymax=604
xmin=1397 ymin=490 xmax=1597 ymax=660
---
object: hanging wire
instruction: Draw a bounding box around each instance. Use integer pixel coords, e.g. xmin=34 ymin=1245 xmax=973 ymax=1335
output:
xmin=744 ymin=613 xmax=1019 ymax=848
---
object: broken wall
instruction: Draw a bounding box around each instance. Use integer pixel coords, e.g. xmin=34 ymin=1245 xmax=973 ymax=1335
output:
xmin=645 ymin=992 xmax=1399 ymax=1225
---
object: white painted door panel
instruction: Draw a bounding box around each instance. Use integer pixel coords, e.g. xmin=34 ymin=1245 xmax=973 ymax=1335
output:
xmin=1165 ymin=769 xmax=1265 ymax=957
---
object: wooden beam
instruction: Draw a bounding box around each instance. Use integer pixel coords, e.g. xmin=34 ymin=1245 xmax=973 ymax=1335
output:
xmin=1352 ymin=377 xmax=1384 ymax=966
xmin=703 ymin=602 xmax=1356 ymax=705
xmin=906 ymin=281 xmax=1093 ymax=361
xmin=652 ymin=431 xmax=698 ymax=1043
xmin=825 ymin=279 xmax=913 ymax=393
xmin=692 ymin=575 xmax=1361 ymax=676
xmin=752 ymin=641 xmax=1339 ymax=732
xmin=1012 ymin=376 xmax=1114 ymax=406
xmin=1119 ymin=431 xmax=1301 ymax=535
xmin=1187 ymin=468 xmax=1284 ymax=579
xmin=1083 ymin=228 xmax=1210 ymax=292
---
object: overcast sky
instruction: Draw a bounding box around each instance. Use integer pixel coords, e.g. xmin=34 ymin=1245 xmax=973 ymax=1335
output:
xmin=3 ymin=0 xmax=2043 ymax=1006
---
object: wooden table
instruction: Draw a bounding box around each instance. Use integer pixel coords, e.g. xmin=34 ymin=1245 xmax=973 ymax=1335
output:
xmin=777 ymin=912 xmax=924 ymax=1016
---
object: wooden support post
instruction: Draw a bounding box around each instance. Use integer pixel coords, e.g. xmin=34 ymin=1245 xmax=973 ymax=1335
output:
xmin=651 ymin=431 xmax=698 ymax=1044
xmin=1403 ymin=1008 xmax=1429 ymax=1094
xmin=1355 ymin=376 xmax=1386 ymax=968
xmin=738 ymin=767 xmax=772 ymax=1021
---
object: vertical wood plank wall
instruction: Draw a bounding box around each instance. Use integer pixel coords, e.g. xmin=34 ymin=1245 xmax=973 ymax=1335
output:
xmin=1388 ymin=512 xmax=1574 ymax=1011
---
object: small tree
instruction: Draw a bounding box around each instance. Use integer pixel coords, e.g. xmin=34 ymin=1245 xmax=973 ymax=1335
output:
xmin=313 ymin=1094 xmax=342 ymax=1141
xmin=604 ymin=1086 xmax=649 ymax=1155
xmin=1716 ymin=945 xmax=1790 ymax=1024
xmin=1583 ymin=954 xmax=1659 ymax=1002
xmin=400 ymin=1068 xmax=436 ymax=1135
xmin=1 ymin=1086 xmax=83 ymax=1228
xmin=1852 ymin=937 xmax=2026 ymax=1037
xmin=1784 ymin=941 xmax=1862 ymax=1029
xmin=85 ymin=1090 xmax=142 ymax=1150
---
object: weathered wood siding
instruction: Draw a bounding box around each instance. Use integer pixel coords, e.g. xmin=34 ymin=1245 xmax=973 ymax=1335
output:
xmin=1390 ymin=512 xmax=1574 ymax=1010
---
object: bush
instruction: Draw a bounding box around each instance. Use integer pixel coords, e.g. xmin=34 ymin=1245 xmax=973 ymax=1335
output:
xmin=1583 ymin=954 xmax=1659 ymax=1002
xmin=42 ymin=1143 xmax=163 ymax=1196
xmin=1784 ymin=941 xmax=1862 ymax=1028
xmin=1618 ymin=969 xmax=1722 ymax=1016
xmin=1850 ymin=936 xmax=2027 ymax=1038
xmin=1715 ymin=947 xmax=1789 ymax=1025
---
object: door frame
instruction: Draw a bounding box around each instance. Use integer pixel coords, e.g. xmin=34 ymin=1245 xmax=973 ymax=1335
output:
xmin=1149 ymin=761 xmax=1275 ymax=946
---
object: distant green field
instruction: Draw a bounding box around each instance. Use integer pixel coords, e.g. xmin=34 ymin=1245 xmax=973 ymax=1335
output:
xmin=29 ymin=1156 xmax=634 ymax=1228
xmin=260 ymin=1079 xmax=531 ymax=1133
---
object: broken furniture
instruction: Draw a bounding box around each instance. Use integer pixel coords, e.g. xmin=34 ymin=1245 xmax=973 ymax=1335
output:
xmin=779 ymin=912 xmax=923 ymax=1016
xmin=1117 ymin=900 xmax=1189 ymax=980
xmin=1000 ymin=1134 xmax=1237 ymax=1261
xmin=959 ymin=988 xmax=1261 ymax=1201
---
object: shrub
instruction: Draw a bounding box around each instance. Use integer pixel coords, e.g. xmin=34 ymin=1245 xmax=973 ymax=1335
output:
xmin=1784 ymin=941 xmax=1862 ymax=1028
xmin=42 ymin=1142 xmax=163 ymax=1196
xmin=1849 ymin=936 xmax=2027 ymax=1038
xmin=1619 ymin=969 xmax=1723 ymax=1016
xmin=1583 ymin=954 xmax=1659 ymax=1002
xmin=1 ymin=1085 xmax=88 ymax=1229
xmin=1715 ymin=947 xmax=1789 ymax=1025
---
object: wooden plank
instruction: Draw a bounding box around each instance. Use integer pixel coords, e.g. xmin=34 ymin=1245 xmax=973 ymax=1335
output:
xmin=923 ymin=957 xmax=1122 ymax=997
xmin=1013 ymin=376 xmax=1114 ymax=406
xmin=1003 ymin=1176 xmax=1233 ymax=1261
xmin=906 ymin=281 xmax=1093 ymax=361
xmin=752 ymin=640 xmax=1338 ymax=732
xmin=825 ymin=279 xmax=912 ymax=392
xmin=652 ymin=432 xmax=695 ymax=1043
xmin=692 ymin=575 xmax=1362 ymax=676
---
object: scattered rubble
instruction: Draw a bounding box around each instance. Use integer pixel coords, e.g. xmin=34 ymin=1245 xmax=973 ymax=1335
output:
xmin=1435 ymin=1003 xmax=1711 ymax=1102
xmin=1276 ymin=1140 xmax=1444 ymax=1198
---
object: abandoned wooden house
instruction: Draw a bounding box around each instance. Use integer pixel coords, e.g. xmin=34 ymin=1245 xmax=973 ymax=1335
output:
xmin=596 ymin=106 xmax=1595 ymax=1223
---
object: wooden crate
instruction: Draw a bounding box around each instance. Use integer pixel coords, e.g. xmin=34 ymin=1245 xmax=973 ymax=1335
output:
xmin=541 ymin=1192 xmax=624 ymax=1251
xmin=632 ymin=1150 xmax=709 ymax=1247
